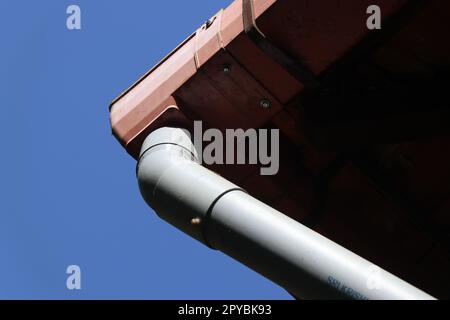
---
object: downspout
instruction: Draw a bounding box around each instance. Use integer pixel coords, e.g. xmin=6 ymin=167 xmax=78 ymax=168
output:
xmin=136 ymin=127 xmax=435 ymax=300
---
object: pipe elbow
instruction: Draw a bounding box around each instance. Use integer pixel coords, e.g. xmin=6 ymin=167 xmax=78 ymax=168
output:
xmin=136 ymin=127 xmax=242 ymax=244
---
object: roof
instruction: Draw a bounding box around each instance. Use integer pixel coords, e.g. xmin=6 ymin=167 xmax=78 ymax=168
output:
xmin=110 ymin=0 xmax=450 ymax=298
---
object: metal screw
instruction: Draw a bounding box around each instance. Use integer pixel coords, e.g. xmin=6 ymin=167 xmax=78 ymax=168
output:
xmin=205 ymin=17 xmax=216 ymax=29
xmin=260 ymin=99 xmax=271 ymax=109
xmin=223 ymin=64 xmax=231 ymax=74
xmin=191 ymin=217 xmax=202 ymax=225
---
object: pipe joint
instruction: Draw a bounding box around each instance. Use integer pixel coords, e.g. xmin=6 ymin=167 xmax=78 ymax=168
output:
xmin=137 ymin=127 xmax=243 ymax=245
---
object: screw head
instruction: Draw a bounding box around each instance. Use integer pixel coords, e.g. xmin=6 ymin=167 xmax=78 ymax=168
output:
xmin=205 ymin=17 xmax=216 ymax=29
xmin=260 ymin=99 xmax=271 ymax=109
xmin=223 ymin=64 xmax=231 ymax=74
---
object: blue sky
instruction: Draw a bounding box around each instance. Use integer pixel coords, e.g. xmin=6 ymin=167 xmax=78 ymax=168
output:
xmin=0 ymin=1 xmax=291 ymax=299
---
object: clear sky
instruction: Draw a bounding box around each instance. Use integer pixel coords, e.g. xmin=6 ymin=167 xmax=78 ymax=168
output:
xmin=0 ymin=1 xmax=291 ymax=299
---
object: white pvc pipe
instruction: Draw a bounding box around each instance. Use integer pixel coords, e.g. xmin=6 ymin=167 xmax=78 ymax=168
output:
xmin=137 ymin=127 xmax=435 ymax=300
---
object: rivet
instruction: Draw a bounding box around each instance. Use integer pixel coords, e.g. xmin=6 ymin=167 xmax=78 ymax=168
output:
xmin=260 ymin=99 xmax=271 ymax=109
xmin=205 ymin=17 xmax=216 ymax=29
xmin=223 ymin=64 xmax=232 ymax=74
xmin=191 ymin=217 xmax=202 ymax=225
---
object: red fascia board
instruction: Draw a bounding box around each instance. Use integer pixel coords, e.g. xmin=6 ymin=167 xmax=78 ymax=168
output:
xmin=110 ymin=0 xmax=277 ymax=153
